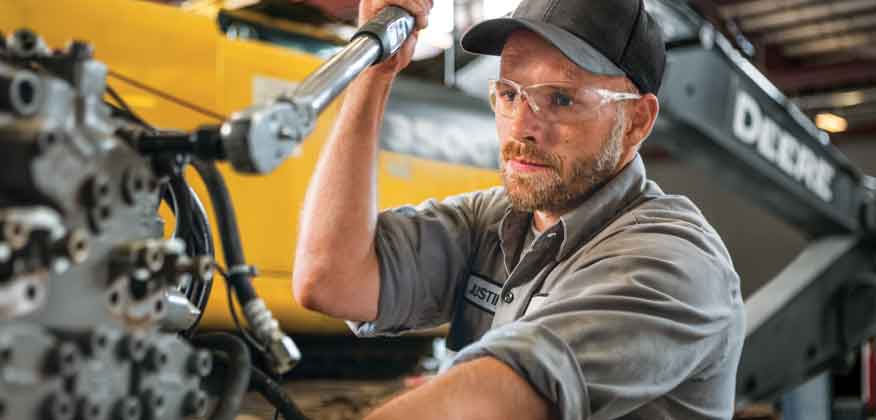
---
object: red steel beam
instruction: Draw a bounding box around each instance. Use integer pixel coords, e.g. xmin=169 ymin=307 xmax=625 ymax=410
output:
xmin=768 ymin=60 xmax=876 ymax=92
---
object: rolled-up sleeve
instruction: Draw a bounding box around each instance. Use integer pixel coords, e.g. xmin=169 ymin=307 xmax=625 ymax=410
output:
xmin=451 ymin=225 xmax=742 ymax=420
xmin=349 ymin=189 xmax=498 ymax=337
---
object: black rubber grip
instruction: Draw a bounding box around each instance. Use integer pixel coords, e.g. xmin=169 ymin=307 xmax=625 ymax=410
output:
xmin=353 ymin=6 xmax=417 ymax=64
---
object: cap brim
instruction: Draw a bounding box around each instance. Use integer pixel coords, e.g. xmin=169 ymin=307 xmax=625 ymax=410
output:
xmin=460 ymin=17 xmax=625 ymax=77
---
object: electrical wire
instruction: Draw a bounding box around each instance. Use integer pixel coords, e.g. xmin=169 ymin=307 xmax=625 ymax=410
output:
xmin=214 ymin=263 xmax=266 ymax=354
xmin=107 ymin=70 xmax=226 ymax=122
xmin=249 ymin=366 xmax=311 ymax=420
xmin=105 ymin=83 xmax=153 ymax=129
xmin=187 ymin=185 xmax=215 ymax=326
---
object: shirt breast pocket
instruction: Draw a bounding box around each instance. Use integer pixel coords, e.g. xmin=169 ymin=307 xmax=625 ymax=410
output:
xmin=524 ymin=293 xmax=550 ymax=316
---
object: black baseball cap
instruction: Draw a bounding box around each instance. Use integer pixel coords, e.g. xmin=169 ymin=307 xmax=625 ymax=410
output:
xmin=460 ymin=0 xmax=666 ymax=94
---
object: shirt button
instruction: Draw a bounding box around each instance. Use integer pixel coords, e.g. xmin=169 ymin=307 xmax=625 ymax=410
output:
xmin=503 ymin=291 xmax=515 ymax=304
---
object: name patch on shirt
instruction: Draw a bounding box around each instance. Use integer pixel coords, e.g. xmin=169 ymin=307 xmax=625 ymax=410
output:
xmin=464 ymin=274 xmax=502 ymax=314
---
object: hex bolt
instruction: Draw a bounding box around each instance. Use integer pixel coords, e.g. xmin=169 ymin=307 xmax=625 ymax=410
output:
xmin=122 ymin=168 xmax=144 ymax=205
xmin=11 ymin=29 xmax=46 ymax=58
xmin=43 ymin=393 xmax=74 ymax=420
xmin=144 ymin=347 xmax=168 ymax=371
xmin=140 ymin=389 xmax=165 ymax=420
xmin=139 ymin=243 xmax=165 ymax=273
xmin=113 ymin=241 xmax=166 ymax=275
xmin=2 ymin=220 xmax=30 ymax=250
xmin=117 ymin=333 xmax=147 ymax=362
xmin=45 ymin=342 xmax=81 ymax=377
xmin=35 ymin=130 xmax=60 ymax=152
xmin=56 ymin=228 xmax=89 ymax=264
xmin=107 ymin=288 xmax=122 ymax=309
xmin=113 ymin=397 xmax=141 ymax=420
xmin=182 ymin=390 xmax=208 ymax=418
xmin=87 ymin=206 xmax=111 ymax=234
xmin=187 ymin=350 xmax=212 ymax=377
xmin=88 ymin=327 xmax=113 ymax=357
xmin=82 ymin=175 xmax=112 ymax=208
xmin=192 ymin=255 xmax=214 ymax=282
xmin=67 ymin=40 xmax=93 ymax=60
xmin=79 ymin=399 xmax=103 ymax=420
xmin=23 ymin=282 xmax=39 ymax=301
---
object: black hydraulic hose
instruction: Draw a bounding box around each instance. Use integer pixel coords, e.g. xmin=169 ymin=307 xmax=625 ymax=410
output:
xmin=190 ymin=159 xmax=257 ymax=305
xmin=188 ymin=185 xmax=214 ymax=315
xmin=249 ymin=367 xmax=311 ymax=420
xmin=164 ymin=173 xmax=215 ymax=337
xmin=170 ymin=175 xmax=213 ymax=258
xmin=192 ymin=333 xmax=252 ymax=420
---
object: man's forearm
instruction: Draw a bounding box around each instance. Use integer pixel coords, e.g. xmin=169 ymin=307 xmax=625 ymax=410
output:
xmin=293 ymin=70 xmax=394 ymax=321
xmin=366 ymin=357 xmax=553 ymax=420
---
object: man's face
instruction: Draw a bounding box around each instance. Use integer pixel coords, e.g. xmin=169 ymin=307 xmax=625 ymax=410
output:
xmin=497 ymin=31 xmax=634 ymax=214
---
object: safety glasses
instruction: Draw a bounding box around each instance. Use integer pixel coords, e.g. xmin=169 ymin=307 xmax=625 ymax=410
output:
xmin=488 ymin=78 xmax=641 ymax=123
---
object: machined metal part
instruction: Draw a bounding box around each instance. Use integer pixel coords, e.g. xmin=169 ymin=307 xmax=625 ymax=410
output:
xmin=7 ymin=29 xmax=51 ymax=59
xmin=0 ymin=62 xmax=42 ymax=116
xmin=159 ymin=289 xmax=201 ymax=333
xmin=219 ymin=7 xmax=413 ymax=175
xmin=244 ymin=298 xmax=301 ymax=373
xmin=0 ymin=271 xmax=49 ymax=320
xmin=0 ymin=323 xmax=210 ymax=420
xmin=220 ymin=99 xmax=312 ymax=174
xmin=0 ymin=31 xmax=212 ymax=420
xmin=136 ymin=334 xmax=208 ymax=420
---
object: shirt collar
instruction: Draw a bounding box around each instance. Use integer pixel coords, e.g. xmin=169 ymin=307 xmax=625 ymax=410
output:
xmin=498 ymin=154 xmax=647 ymax=263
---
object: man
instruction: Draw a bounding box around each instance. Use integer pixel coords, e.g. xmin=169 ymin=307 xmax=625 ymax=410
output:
xmin=293 ymin=0 xmax=745 ymax=418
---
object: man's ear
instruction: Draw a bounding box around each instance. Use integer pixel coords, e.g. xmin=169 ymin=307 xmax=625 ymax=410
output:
xmin=624 ymin=93 xmax=660 ymax=150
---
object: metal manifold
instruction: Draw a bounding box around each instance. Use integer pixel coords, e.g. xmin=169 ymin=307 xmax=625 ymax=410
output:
xmin=0 ymin=5 xmax=414 ymax=419
xmin=0 ymin=30 xmax=216 ymax=420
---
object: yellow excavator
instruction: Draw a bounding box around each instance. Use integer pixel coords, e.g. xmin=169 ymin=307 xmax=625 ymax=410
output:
xmin=0 ymin=0 xmax=500 ymax=340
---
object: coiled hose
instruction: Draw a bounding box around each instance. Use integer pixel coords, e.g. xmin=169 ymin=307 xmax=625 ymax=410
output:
xmin=192 ymin=333 xmax=251 ymax=420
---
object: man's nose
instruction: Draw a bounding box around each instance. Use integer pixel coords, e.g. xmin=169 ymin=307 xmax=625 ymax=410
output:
xmin=509 ymin=95 xmax=542 ymax=142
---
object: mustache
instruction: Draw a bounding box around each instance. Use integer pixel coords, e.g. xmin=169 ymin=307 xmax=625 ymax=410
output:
xmin=501 ymin=140 xmax=561 ymax=170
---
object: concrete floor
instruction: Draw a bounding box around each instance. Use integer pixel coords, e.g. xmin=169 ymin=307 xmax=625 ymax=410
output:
xmin=236 ymin=379 xmax=407 ymax=420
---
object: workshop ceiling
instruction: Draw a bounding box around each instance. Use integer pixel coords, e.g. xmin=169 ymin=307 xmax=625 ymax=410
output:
xmin=692 ymin=0 xmax=876 ymax=139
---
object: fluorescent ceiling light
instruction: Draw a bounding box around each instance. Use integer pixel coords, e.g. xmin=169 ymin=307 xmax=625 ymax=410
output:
xmin=483 ymin=0 xmax=522 ymax=19
xmin=414 ymin=0 xmax=455 ymax=60
xmin=815 ymin=113 xmax=848 ymax=133
xmin=427 ymin=0 xmax=455 ymax=34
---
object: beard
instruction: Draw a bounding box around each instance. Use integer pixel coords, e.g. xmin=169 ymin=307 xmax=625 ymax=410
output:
xmin=501 ymin=110 xmax=626 ymax=214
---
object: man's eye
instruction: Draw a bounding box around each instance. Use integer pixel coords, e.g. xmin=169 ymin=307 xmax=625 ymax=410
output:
xmin=550 ymin=92 xmax=574 ymax=107
xmin=499 ymin=89 xmax=517 ymax=101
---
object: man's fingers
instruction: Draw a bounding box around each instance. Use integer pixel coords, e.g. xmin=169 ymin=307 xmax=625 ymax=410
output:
xmin=421 ymin=0 xmax=435 ymax=27
xmin=389 ymin=0 xmax=430 ymax=29
xmin=411 ymin=0 xmax=429 ymax=30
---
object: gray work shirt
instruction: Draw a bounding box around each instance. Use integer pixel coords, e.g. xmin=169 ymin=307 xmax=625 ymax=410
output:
xmin=349 ymin=155 xmax=745 ymax=420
